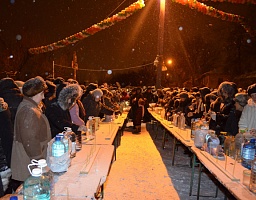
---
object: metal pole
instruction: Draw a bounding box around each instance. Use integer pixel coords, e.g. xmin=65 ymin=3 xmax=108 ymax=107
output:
xmin=52 ymin=61 xmax=55 ymax=79
xmin=156 ymin=0 xmax=165 ymax=89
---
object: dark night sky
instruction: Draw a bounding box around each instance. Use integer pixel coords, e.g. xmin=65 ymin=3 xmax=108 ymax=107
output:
xmin=0 ymin=0 xmax=255 ymax=81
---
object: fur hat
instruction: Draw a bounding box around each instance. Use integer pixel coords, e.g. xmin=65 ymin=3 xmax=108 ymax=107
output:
xmin=247 ymin=83 xmax=256 ymax=97
xmin=101 ymin=88 xmax=108 ymax=96
xmin=179 ymin=92 xmax=188 ymax=99
xmin=235 ymin=93 xmax=249 ymax=107
xmin=22 ymin=76 xmax=47 ymax=97
xmin=57 ymin=84 xmax=82 ymax=110
xmin=91 ymin=88 xmax=103 ymax=99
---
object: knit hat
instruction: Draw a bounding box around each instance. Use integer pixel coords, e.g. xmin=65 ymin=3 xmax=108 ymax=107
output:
xmin=247 ymin=83 xmax=256 ymax=97
xmin=22 ymin=76 xmax=47 ymax=97
xmin=235 ymin=93 xmax=249 ymax=107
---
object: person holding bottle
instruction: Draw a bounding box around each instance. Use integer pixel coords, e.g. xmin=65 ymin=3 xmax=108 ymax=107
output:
xmin=11 ymin=76 xmax=52 ymax=191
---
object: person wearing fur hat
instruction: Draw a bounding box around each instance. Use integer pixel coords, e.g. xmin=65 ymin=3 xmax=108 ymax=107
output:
xmin=81 ymin=83 xmax=98 ymax=102
xmin=45 ymin=84 xmax=87 ymax=138
xmin=82 ymin=88 xmax=103 ymax=123
xmin=210 ymin=81 xmax=238 ymax=136
xmin=239 ymin=83 xmax=256 ymax=135
xmin=11 ymin=76 xmax=51 ymax=190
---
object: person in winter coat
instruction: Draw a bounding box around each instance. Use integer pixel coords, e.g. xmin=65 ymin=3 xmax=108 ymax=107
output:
xmin=45 ymin=84 xmax=87 ymax=138
xmin=82 ymin=88 xmax=103 ymax=123
xmin=69 ymin=84 xmax=86 ymax=126
xmin=11 ymin=76 xmax=52 ymax=190
xmin=210 ymin=81 xmax=238 ymax=136
xmin=0 ymin=98 xmax=13 ymax=168
xmin=0 ymin=78 xmax=23 ymax=125
xmin=0 ymin=98 xmax=13 ymax=195
xmin=239 ymin=83 xmax=256 ymax=135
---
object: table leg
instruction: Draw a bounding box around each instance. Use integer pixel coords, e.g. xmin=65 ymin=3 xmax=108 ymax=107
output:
xmin=197 ymin=163 xmax=203 ymax=200
xmin=172 ymin=137 xmax=177 ymax=166
xmin=162 ymin=129 xmax=166 ymax=149
xmin=189 ymin=153 xmax=196 ymax=196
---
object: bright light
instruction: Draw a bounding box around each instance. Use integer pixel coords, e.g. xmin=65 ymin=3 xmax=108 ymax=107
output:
xmin=166 ymin=73 xmax=169 ymax=76
xmin=107 ymin=70 xmax=112 ymax=75
xmin=167 ymin=59 xmax=172 ymax=65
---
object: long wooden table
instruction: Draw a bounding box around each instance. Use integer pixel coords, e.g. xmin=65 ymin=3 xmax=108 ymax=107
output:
xmin=149 ymin=108 xmax=255 ymax=200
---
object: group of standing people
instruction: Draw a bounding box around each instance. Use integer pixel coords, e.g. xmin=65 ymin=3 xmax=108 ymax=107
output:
xmin=0 ymin=76 xmax=121 ymax=195
xmin=0 ymin=74 xmax=255 ymax=197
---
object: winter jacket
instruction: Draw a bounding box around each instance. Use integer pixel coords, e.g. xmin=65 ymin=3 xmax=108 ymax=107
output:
xmin=0 ymin=78 xmax=23 ymax=124
xmin=45 ymin=85 xmax=81 ymax=138
xmin=82 ymin=93 xmax=102 ymax=122
xmin=0 ymin=99 xmax=13 ymax=167
xmin=238 ymin=98 xmax=256 ymax=131
xmin=11 ymin=97 xmax=51 ymax=181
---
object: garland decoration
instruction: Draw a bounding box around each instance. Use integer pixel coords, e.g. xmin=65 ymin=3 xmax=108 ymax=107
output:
xmin=172 ymin=0 xmax=255 ymax=34
xmin=173 ymin=0 xmax=244 ymax=23
xmin=199 ymin=0 xmax=256 ymax=4
xmin=28 ymin=0 xmax=145 ymax=54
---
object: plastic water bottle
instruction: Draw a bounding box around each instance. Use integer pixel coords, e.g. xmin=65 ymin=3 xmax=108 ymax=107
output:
xmin=58 ymin=132 xmax=69 ymax=153
xmin=64 ymin=127 xmax=76 ymax=157
xmin=52 ymin=135 xmax=65 ymax=157
xmin=31 ymin=159 xmax=55 ymax=198
xmin=178 ymin=113 xmax=185 ymax=129
xmin=242 ymin=139 xmax=256 ymax=169
xmin=249 ymin=157 xmax=256 ymax=194
xmin=88 ymin=116 xmax=96 ymax=139
xmin=23 ymin=164 xmax=50 ymax=200
xmin=235 ymin=130 xmax=245 ymax=162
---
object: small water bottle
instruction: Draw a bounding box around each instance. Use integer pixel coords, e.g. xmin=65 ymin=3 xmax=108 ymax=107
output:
xmin=235 ymin=130 xmax=245 ymax=162
xmin=178 ymin=113 xmax=185 ymax=129
xmin=64 ymin=127 xmax=77 ymax=156
xmin=58 ymin=132 xmax=69 ymax=153
xmin=23 ymin=164 xmax=51 ymax=200
xmin=242 ymin=139 xmax=256 ymax=169
xmin=52 ymin=135 xmax=65 ymax=157
xmin=31 ymin=159 xmax=55 ymax=198
xmin=249 ymin=157 xmax=256 ymax=194
xmin=88 ymin=116 xmax=96 ymax=139
xmin=69 ymin=132 xmax=77 ymax=158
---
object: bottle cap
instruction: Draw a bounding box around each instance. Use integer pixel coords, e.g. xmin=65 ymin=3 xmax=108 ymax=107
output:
xmin=64 ymin=127 xmax=72 ymax=132
xmin=31 ymin=168 xmax=42 ymax=177
xmin=55 ymin=135 xmax=62 ymax=141
xmin=10 ymin=196 xmax=18 ymax=200
xmin=37 ymin=159 xmax=47 ymax=167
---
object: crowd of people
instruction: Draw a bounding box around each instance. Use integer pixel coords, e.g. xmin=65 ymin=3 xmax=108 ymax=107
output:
xmin=0 ymin=75 xmax=255 ymax=196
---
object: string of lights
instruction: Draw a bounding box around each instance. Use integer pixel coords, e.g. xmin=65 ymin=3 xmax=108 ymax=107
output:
xmin=54 ymin=62 xmax=153 ymax=72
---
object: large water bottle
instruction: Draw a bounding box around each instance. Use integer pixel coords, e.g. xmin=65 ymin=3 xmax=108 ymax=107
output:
xmin=52 ymin=135 xmax=65 ymax=157
xmin=249 ymin=157 xmax=256 ymax=194
xmin=31 ymin=159 xmax=54 ymax=198
xmin=242 ymin=139 xmax=256 ymax=169
xmin=23 ymin=164 xmax=51 ymax=200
